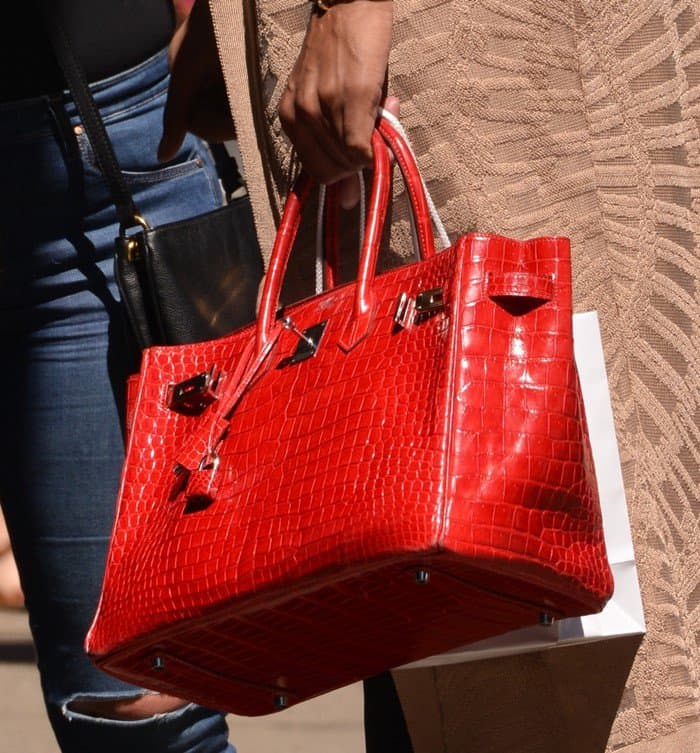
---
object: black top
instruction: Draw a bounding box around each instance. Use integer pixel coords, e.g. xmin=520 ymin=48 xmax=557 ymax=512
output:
xmin=2 ymin=0 xmax=175 ymax=101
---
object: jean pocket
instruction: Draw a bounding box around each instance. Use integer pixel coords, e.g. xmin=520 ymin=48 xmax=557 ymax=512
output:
xmin=75 ymin=123 xmax=214 ymax=188
xmin=120 ymin=153 xmax=205 ymax=187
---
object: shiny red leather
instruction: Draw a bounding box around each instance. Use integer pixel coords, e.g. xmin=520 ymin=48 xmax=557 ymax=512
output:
xmin=86 ymin=119 xmax=614 ymax=716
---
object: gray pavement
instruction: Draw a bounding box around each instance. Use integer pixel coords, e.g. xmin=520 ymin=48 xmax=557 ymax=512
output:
xmin=0 ymin=607 xmax=366 ymax=753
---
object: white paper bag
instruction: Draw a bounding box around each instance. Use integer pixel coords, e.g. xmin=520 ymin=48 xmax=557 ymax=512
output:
xmin=401 ymin=311 xmax=645 ymax=668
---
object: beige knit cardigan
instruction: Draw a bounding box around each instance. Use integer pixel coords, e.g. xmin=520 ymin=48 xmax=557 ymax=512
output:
xmin=210 ymin=1 xmax=700 ymax=751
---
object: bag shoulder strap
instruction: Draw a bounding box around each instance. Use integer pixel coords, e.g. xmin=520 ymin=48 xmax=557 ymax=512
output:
xmin=39 ymin=1 xmax=140 ymax=230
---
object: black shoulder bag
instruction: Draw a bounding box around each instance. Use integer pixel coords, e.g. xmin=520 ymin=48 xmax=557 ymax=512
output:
xmin=42 ymin=5 xmax=264 ymax=348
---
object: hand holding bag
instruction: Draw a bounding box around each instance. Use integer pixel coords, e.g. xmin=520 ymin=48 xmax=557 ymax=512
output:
xmin=86 ymin=117 xmax=614 ymax=716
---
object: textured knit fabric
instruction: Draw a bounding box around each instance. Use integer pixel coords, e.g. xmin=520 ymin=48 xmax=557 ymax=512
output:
xmin=211 ymin=0 xmax=700 ymax=750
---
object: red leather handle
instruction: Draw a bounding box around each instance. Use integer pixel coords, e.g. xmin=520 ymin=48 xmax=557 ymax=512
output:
xmin=339 ymin=132 xmax=392 ymax=349
xmin=255 ymin=171 xmax=315 ymax=347
xmin=256 ymin=130 xmax=393 ymax=351
xmin=322 ymin=118 xmax=438 ymax=289
xmin=259 ymin=118 xmax=440 ymax=350
xmin=376 ymin=118 xmax=436 ymax=260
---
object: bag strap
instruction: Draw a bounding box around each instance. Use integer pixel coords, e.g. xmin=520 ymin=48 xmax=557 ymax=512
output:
xmin=38 ymin=1 xmax=141 ymax=231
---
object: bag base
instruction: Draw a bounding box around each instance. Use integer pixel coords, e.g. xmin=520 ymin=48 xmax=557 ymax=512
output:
xmin=93 ymin=551 xmax=603 ymax=716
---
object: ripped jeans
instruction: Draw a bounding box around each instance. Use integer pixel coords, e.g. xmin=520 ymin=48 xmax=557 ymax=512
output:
xmin=0 ymin=50 xmax=234 ymax=753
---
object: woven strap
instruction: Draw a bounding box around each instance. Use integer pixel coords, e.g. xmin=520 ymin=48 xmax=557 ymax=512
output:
xmin=209 ymin=0 xmax=278 ymax=261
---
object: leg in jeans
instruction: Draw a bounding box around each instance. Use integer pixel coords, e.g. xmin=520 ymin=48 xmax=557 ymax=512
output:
xmin=0 ymin=50 xmax=236 ymax=753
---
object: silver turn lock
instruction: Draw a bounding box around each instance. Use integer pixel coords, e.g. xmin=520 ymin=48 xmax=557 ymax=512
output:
xmin=279 ymin=318 xmax=328 ymax=366
xmin=394 ymin=287 xmax=445 ymax=329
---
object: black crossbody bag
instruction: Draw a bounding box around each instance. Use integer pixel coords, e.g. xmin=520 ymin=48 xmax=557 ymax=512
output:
xmin=42 ymin=5 xmax=264 ymax=348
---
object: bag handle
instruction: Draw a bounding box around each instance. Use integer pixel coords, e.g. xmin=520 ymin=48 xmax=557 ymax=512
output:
xmin=175 ymin=116 xmax=442 ymax=476
xmin=317 ymin=111 xmax=450 ymax=292
xmin=255 ymin=130 xmax=392 ymax=352
xmin=257 ymin=116 xmax=441 ymax=352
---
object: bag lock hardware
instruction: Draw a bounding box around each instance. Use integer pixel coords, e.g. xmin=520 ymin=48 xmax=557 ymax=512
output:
xmin=394 ymin=287 xmax=445 ymax=329
xmin=119 ymin=214 xmax=151 ymax=263
xmin=168 ymin=368 xmax=220 ymax=414
xmin=278 ymin=318 xmax=328 ymax=367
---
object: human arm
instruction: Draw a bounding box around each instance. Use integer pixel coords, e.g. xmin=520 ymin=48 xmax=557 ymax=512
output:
xmin=278 ymin=0 xmax=394 ymax=186
xmin=159 ymin=0 xmax=395 ymax=199
xmin=158 ymin=0 xmax=233 ymax=161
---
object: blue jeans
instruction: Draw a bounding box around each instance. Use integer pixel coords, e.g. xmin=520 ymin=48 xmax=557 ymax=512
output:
xmin=0 ymin=50 xmax=234 ymax=753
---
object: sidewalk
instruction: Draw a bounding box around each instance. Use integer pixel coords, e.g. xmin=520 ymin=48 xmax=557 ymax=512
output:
xmin=0 ymin=607 xmax=365 ymax=753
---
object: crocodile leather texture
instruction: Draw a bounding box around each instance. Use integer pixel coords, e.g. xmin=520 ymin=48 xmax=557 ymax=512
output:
xmin=86 ymin=119 xmax=614 ymax=716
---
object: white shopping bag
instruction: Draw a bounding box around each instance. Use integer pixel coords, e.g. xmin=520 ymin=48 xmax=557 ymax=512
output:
xmin=401 ymin=311 xmax=645 ymax=668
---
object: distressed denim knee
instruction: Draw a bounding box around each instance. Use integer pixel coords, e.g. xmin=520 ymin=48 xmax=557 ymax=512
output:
xmin=50 ymin=693 xmax=232 ymax=753
xmin=67 ymin=692 xmax=189 ymax=721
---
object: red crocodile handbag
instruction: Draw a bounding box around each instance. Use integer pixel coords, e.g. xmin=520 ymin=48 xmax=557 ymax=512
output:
xmin=86 ymin=117 xmax=614 ymax=716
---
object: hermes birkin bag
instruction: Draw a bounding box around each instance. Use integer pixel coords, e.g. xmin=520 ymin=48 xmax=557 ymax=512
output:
xmin=86 ymin=117 xmax=614 ymax=716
